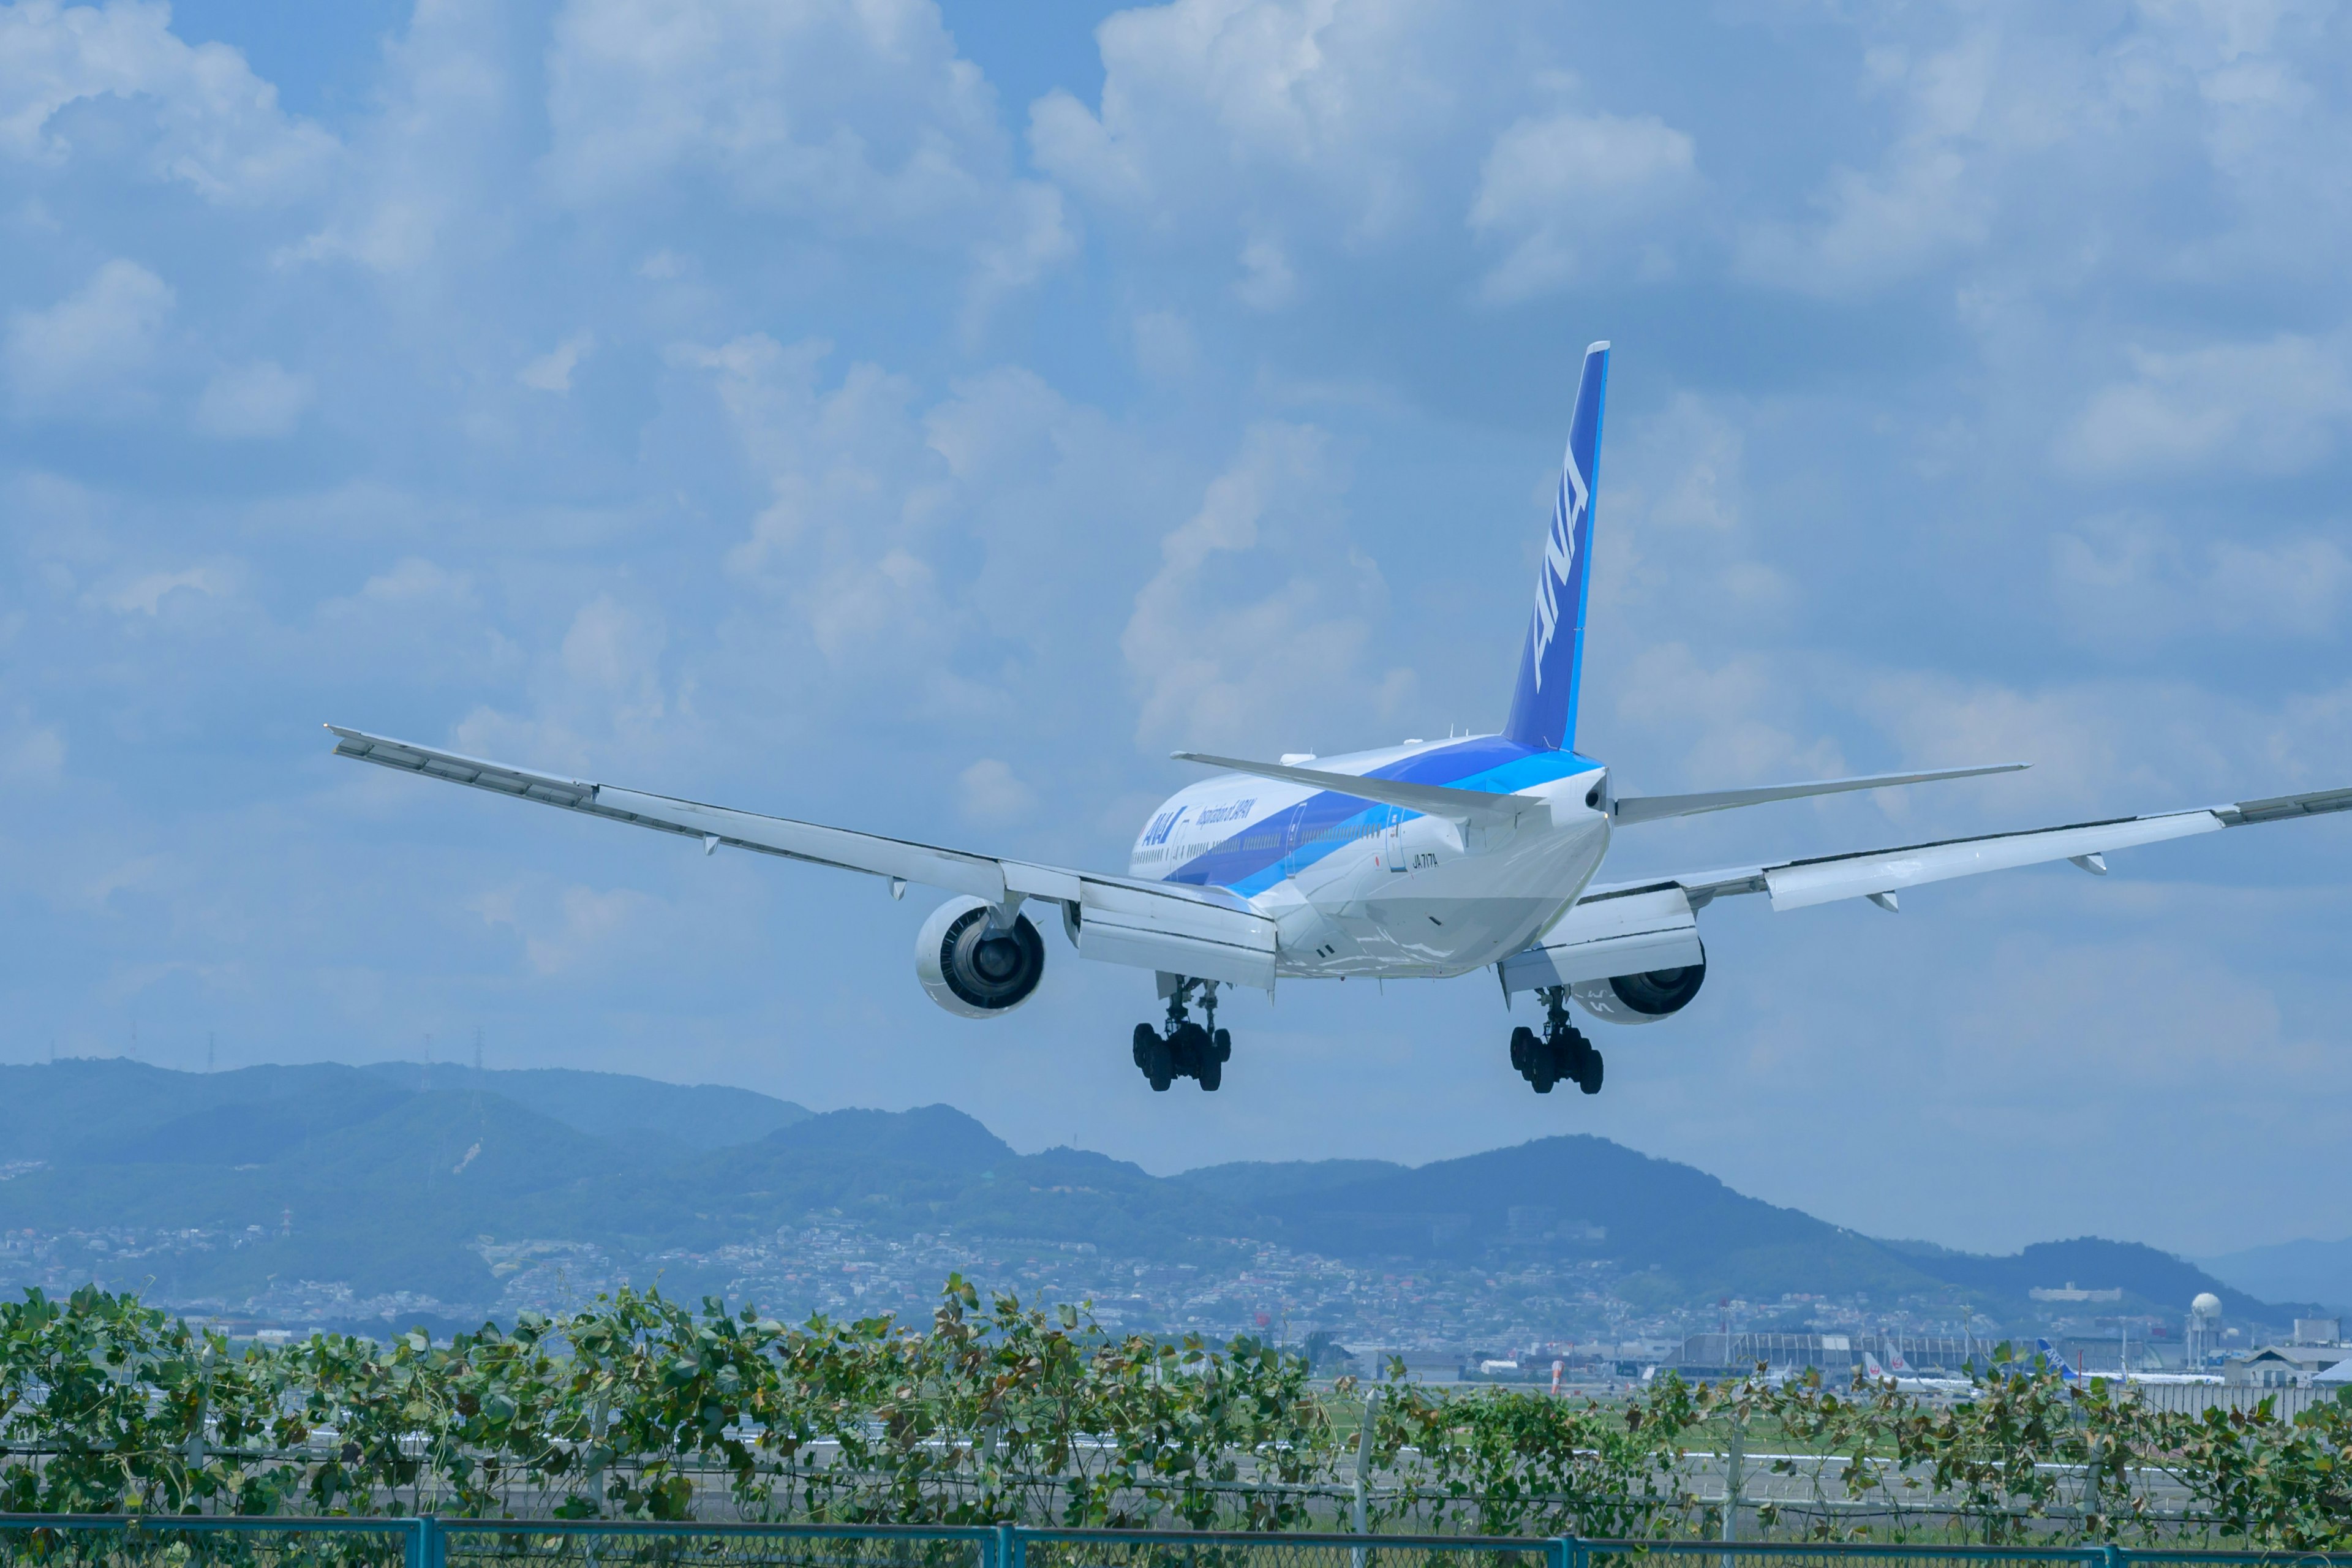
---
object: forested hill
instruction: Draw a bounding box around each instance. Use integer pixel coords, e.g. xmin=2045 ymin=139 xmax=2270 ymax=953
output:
xmin=0 ymin=1058 xmax=2298 ymax=1325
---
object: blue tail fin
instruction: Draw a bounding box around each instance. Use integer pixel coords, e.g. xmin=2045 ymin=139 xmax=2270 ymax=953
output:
xmin=1502 ymin=341 xmax=1610 ymax=753
xmin=2035 ymin=1338 xmax=2082 ymax=1381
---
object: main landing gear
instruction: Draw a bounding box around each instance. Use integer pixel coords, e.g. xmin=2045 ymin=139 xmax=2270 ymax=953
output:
xmin=1512 ymin=986 xmax=1603 ymax=1096
xmin=1134 ymin=976 xmax=1231 ymax=1092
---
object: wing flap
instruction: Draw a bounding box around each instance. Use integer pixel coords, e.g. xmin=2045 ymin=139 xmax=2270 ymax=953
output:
xmin=1077 ymin=880 xmax=1277 ymax=990
xmin=1499 ymin=886 xmax=1701 ymax=997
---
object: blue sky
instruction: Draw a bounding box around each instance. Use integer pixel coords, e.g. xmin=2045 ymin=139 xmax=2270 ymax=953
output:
xmin=4 ymin=0 xmax=2350 ymax=1260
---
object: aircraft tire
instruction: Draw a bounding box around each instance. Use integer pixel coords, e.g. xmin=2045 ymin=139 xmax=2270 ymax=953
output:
xmin=1199 ymin=1055 xmax=1222 ymax=1091
xmin=1213 ymin=1027 xmax=1232 ymax=1062
xmin=1578 ymin=1050 xmax=1604 ymax=1095
xmin=1509 ymin=1025 xmax=1539 ymax=1077
xmin=1132 ymin=1023 xmax=1158 ymax=1071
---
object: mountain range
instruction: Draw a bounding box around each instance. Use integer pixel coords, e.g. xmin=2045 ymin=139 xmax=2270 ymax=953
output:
xmin=0 ymin=1058 xmax=2318 ymax=1330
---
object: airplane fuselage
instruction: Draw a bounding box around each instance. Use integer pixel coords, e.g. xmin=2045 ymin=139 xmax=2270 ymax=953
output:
xmin=1128 ymin=734 xmax=1610 ymax=979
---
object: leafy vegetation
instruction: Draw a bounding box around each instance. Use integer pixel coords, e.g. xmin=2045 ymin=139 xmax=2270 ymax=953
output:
xmin=0 ymin=1283 xmax=2346 ymax=1547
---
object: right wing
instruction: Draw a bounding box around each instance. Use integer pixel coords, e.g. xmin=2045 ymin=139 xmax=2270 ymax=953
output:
xmin=1504 ymin=784 xmax=2352 ymax=995
xmin=325 ymin=726 xmax=1278 ymax=989
xmin=1621 ymin=783 xmax=2352 ymax=913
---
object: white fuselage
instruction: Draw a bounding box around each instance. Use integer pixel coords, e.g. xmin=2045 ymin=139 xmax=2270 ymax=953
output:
xmin=1128 ymin=738 xmax=1611 ymax=979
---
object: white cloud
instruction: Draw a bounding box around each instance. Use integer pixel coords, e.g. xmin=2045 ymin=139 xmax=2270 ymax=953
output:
xmin=2050 ymin=515 xmax=2352 ymax=643
xmin=94 ymin=564 xmax=232 ymax=616
xmin=541 ymin=0 xmax=1068 ymax=294
xmin=1469 ymin=107 xmax=1697 ymax=301
xmin=0 ymin=0 xmax=334 ymax=203
xmin=1131 ymin=309 xmax=1197 ymax=379
xmin=1121 ymin=421 xmax=1411 ymax=752
xmin=0 ymin=715 xmax=65 ymax=786
xmin=358 ymin=557 xmax=475 ymax=608
xmin=1029 ymin=0 xmax=1469 ymax=244
xmin=956 ymin=758 xmax=1035 ymax=824
xmin=473 ymin=881 xmax=660 ymax=976
xmin=2057 ymin=334 xmax=2352 ymax=477
xmin=193 ymin=360 xmax=311 ymax=437
xmin=1738 ymin=32 xmax=2002 ymax=294
xmin=518 ymin=333 xmax=595 ymax=394
xmin=1233 ymin=236 xmax=1296 ymax=310
xmin=279 ymin=4 xmax=514 ymax=273
xmin=4 ymin=258 xmax=173 ymax=417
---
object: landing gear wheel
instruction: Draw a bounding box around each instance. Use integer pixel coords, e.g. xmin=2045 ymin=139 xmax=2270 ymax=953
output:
xmin=1212 ymin=1028 xmax=1231 ymax=1063
xmin=1198 ymin=1055 xmax=1222 ymax=1091
xmin=1133 ymin=1023 xmax=1158 ymax=1071
xmin=1147 ymin=1038 xmax=1174 ymax=1091
xmin=1523 ymin=987 xmax=1605 ymax=1098
xmin=1509 ymin=1025 xmax=1540 ymax=1079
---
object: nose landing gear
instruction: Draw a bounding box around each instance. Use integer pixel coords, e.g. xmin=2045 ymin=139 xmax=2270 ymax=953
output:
xmin=1514 ymin=986 xmax=1603 ymax=1095
xmin=1133 ymin=976 xmax=1231 ymax=1091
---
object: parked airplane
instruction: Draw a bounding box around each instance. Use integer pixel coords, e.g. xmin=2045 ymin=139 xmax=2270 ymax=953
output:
xmin=1863 ymin=1347 xmax=1972 ymax=1395
xmin=2034 ymin=1337 xmax=2220 ymax=1386
xmin=327 ymin=342 xmax=2352 ymax=1097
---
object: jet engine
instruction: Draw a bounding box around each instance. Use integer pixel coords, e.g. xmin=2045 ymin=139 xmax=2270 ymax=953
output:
xmin=915 ymin=896 xmax=1047 ymax=1018
xmin=1569 ymin=956 xmax=1705 ymax=1025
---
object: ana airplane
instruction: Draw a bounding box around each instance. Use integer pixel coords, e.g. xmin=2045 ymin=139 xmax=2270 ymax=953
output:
xmin=326 ymin=342 xmax=2352 ymax=1098
xmin=2033 ymin=1336 xmax=2220 ymax=1387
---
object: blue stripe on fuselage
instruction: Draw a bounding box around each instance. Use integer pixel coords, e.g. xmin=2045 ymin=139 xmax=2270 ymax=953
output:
xmin=1164 ymin=737 xmax=1600 ymax=897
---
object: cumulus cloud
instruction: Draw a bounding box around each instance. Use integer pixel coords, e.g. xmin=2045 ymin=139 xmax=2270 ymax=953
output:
xmin=1029 ymin=0 xmax=1475 ymax=258
xmin=0 ymin=0 xmax=335 ymax=202
xmin=1469 ymin=107 xmax=1698 ymax=301
xmin=194 ymin=360 xmax=311 ymax=437
xmin=93 ymin=564 xmax=233 ymax=616
xmin=956 ymin=758 xmax=1035 ymax=824
xmin=2057 ymin=335 xmax=2352 ymax=477
xmin=1737 ymin=32 xmax=2003 ymax=294
xmin=4 ymin=258 xmax=173 ymax=417
xmin=472 ymin=881 xmax=662 ymax=976
xmin=1121 ymin=421 xmax=1411 ymax=753
xmin=2050 ymin=514 xmax=2352 ymax=644
xmin=518 ymin=333 xmax=595 ymax=394
xmin=542 ymin=0 xmax=1070 ymax=295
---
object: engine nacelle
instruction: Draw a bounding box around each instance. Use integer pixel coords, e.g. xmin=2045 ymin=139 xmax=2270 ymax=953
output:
xmin=915 ymin=897 xmax=1047 ymax=1018
xmin=1570 ymin=956 xmax=1705 ymax=1026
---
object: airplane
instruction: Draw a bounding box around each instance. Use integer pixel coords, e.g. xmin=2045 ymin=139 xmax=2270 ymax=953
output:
xmin=325 ymin=341 xmax=2352 ymax=1098
xmin=2034 ymin=1336 xmax=2220 ymax=1387
xmin=1863 ymin=1346 xmax=1972 ymax=1395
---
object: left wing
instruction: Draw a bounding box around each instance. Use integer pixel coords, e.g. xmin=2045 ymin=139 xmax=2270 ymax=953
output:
xmin=1594 ymin=784 xmax=2352 ymax=914
xmin=325 ymin=726 xmax=1279 ymax=989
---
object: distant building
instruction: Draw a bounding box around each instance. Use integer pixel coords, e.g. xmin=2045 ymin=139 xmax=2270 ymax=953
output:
xmin=2030 ymin=1281 xmax=2123 ymax=1302
xmin=2226 ymin=1344 xmax=2347 ymax=1387
xmin=2291 ymin=1317 xmax=2342 ymax=1344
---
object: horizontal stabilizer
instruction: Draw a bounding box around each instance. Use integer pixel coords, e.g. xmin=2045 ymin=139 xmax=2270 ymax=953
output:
xmin=1169 ymin=751 xmax=1553 ymax=826
xmin=1611 ymin=762 xmax=2027 ymax=826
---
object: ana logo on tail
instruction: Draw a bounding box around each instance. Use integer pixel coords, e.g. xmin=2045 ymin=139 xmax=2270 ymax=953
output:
xmin=1529 ymin=453 xmax=1589 ymax=688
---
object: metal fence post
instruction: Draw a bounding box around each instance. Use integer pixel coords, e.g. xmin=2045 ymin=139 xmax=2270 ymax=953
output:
xmin=997 ymin=1522 xmax=1022 ymax=1568
xmin=403 ymin=1519 xmax=427 ymax=1568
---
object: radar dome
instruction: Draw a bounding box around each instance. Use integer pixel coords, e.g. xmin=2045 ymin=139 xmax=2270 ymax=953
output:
xmin=2192 ymin=1292 xmax=2222 ymax=1317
